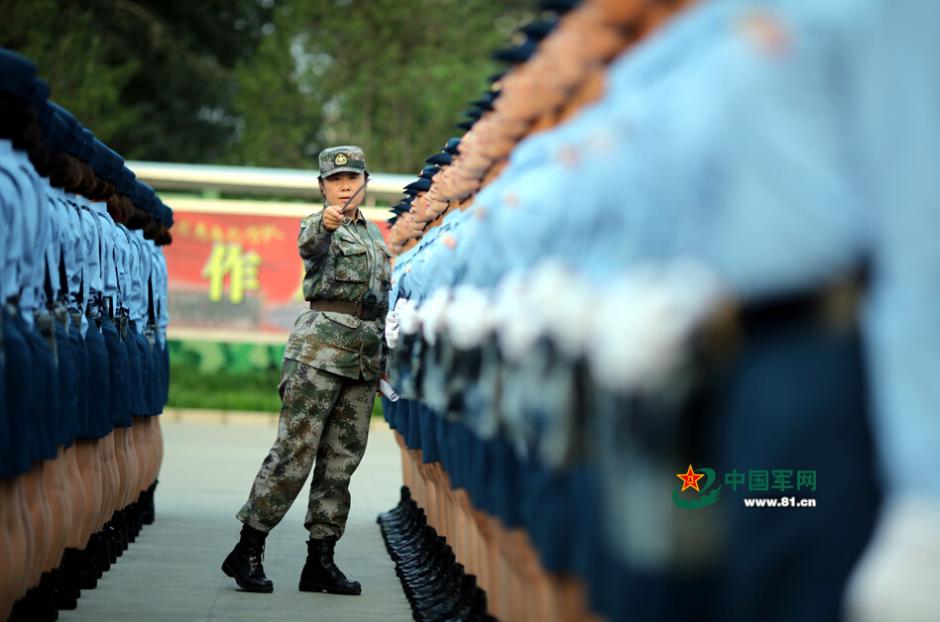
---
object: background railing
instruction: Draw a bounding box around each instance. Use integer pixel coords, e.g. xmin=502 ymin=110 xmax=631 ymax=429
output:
xmin=128 ymin=160 xmax=412 ymax=204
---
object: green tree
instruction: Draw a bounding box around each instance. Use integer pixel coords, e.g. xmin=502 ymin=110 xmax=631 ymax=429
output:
xmin=227 ymin=2 xmax=326 ymax=169
xmin=229 ymin=0 xmax=532 ymax=172
xmin=1 ymin=0 xmax=532 ymax=172
xmin=0 ymin=0 xmax=277 ymax=162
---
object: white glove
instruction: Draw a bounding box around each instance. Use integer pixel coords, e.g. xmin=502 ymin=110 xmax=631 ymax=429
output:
xmin=845 ymin=495 xmax=940 ymax=622
xmin=529 ymin=260 xmax=595 ymax=359
xmin=398 ymin=298 xmax=421 ymax=336
xmin=384 ymin=305 xmax=401 ymax=350
xmin=493 ymin=272 xmax=544 ymax=363
xmin=587 ymin=260 xmax=723 ymax=392
xmin=418 ymin=288 xmax=451 ymax=345
xmin=445 ymin=285 xmax=494 ymax=349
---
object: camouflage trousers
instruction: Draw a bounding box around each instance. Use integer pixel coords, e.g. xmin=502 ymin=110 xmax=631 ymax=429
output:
xmin=236 ymin=358 xmax=375 ymax=539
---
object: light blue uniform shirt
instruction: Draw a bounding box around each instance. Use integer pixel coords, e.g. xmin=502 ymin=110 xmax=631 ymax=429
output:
xmin=131 ymin=230 xmax=152 ymax=325
xmin=90 ymin=203 xmax=119 ymax=313
xmin=42 ymin=184 xmax=69 ymax=307
xmin=152 ymin=245 xmax=170 ymax=340
xmin=64 ymin=194 xmax=90 ymax=334
xmin=461 ymin=3 xmax=678 ymax=298
xmin=78 ymin=201 xmax=104 ymax=320
xmin=0 ymin=140 xmax=24 ymax=304
xmin=399 ymin=225 xmax=450 ymax=304
xmin=851 ymin=0 xmax=940 ymax=502
xmin=58 ymin=193 xmax=85 ymax=305
xmin=428 ymin=209 xmax=471 ymax=294
xmin=141 ymin=238 xmax=160 ymax=326
xmin=389 ymin=244 xmax=420 ymax=309
xmin=113 ymin=224 xmax=133 ymax=316
xmin=409 ymin=209 xmax=469 ymax=296
xmin=453 ymin=0 xmax=866 ymax=296
xmin=8 ymin=146 xmax=46 ymax=325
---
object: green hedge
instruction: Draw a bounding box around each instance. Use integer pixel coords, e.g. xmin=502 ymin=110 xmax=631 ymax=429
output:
xmin=167 ymin=339 xmax=384 ymax=417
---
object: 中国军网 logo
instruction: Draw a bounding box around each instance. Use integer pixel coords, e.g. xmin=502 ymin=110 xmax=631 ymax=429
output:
xmin=672 ymin=465 xmax=817 ymax=509
xmin=673 ymin=465 xmax=721 ymax=509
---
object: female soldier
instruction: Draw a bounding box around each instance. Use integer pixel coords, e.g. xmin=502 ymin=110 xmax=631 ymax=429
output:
xmin=223 ymin=145 xmax=392 ymax=596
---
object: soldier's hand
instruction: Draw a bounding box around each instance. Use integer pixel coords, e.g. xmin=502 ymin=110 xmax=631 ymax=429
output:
xmin=322 ymin=206 xmax=343 ymax=231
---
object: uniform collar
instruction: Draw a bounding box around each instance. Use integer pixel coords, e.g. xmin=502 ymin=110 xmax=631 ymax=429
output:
xmin=333 ymin=207 xmax=367 ymax=225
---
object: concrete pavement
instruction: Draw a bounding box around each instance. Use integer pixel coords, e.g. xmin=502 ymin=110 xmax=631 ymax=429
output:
xmin=60 ymin=417 xmax=412 ymax=622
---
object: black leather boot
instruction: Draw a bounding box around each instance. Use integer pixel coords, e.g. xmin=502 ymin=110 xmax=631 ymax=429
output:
xmin=377 ymin=486 xmax=412 ymax=524
xmin=299 ymin=536 xmax=362 ymax=595
xmin=89 ymin=532 xmax=110 ymax=576
xmin=76 ymin=544 xmax=99 ymax=590
xmin=140 ymin=480 xmax=157 ymax=525
xmin=10 ymin=579 xmax=58 ymax=622
xmin=221 ymin=524 xmax=274 ymax=593
xmin=55 ymin=551 xmax=81 ymax=610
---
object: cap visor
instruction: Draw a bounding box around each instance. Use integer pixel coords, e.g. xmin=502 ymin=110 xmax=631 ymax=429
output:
xmin=322 ymin=166 xmax=367 ymax=178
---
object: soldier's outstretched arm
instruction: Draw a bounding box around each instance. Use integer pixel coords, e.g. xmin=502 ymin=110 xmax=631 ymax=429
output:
xmin=298 ymin=212 xmax=333 ymax=263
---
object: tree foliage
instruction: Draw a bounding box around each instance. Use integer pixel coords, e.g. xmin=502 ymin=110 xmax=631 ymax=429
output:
xmin=1 ymin=0 xmax=532 ymax=172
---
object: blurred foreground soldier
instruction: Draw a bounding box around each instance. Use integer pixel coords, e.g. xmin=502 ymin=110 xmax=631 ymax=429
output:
xmin=223 ymin=146 xmax=391 ymax=596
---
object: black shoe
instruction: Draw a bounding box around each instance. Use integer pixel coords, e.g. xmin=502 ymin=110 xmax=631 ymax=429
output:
xmin=10 ymin=584 xmax=58 ymax=622
xmin=380 ymin=505 xmax=425 ymax=532
xmin=128 ymin=501 xmax=143 ymax=538
xmin=299 ymin=536 xmax=362 ymax=596
xmin=140 ymin=480 xmax=157 ymax=525
xmin=76 ymin=545 xmax=99 ymax=590
xmin=89 ymin=532 xmax=110 ymax=576
xmin=377 ymin=487 xmax=412 ymax=524
xmin=122 ymin=507 xmax=138 ymax=543
xmin=103 ymin=522 xmax=122 ymax=561
xmin=441 ymin=591 xmax=488 ymax=622
xmin=55 ymin=551 xmax=81 ymax=610
xmin=222 ymin=524 xmax=274 ymax=593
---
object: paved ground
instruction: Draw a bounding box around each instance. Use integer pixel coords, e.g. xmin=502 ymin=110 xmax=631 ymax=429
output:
xmin=61 ymin=417 xmax=412 ymax=622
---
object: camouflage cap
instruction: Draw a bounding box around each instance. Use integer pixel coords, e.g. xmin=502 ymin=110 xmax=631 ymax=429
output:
xmin=318 ymin=145 xmax=367 ymax=178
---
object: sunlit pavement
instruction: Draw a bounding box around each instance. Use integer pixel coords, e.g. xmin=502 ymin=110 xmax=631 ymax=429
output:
xmin=61 ymin=416 xmax=412 ymax=622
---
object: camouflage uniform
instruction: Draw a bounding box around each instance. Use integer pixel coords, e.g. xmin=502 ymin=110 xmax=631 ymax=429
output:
xmin=237 ymin=146 xmax=392 ymax=539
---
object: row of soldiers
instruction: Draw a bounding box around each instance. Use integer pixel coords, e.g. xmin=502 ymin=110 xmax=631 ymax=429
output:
xmin=0 ymin=49 xmax=174 ymax=622
xmin=379 ymin=1 xmax=939 ymax=621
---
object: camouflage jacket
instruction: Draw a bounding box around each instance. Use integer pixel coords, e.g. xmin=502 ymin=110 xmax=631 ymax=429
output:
xmin=284 ymin=209 xmax=392 ymax=381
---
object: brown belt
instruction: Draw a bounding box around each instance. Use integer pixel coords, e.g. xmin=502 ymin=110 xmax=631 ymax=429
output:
xmin=310 ymin=300 xmax=364 ymax=318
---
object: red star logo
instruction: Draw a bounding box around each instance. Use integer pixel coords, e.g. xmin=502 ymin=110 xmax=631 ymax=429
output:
xmin=676 ymin=465 xmax=706 ymax=493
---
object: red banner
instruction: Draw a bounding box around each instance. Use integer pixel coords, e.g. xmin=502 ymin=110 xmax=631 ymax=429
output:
xmin=165 ymin=207 xmax=389 ymax=338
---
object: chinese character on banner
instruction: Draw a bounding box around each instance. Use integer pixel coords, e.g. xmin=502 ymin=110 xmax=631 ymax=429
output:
xmin=201 ymin=242 xmax=262 ymax=304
